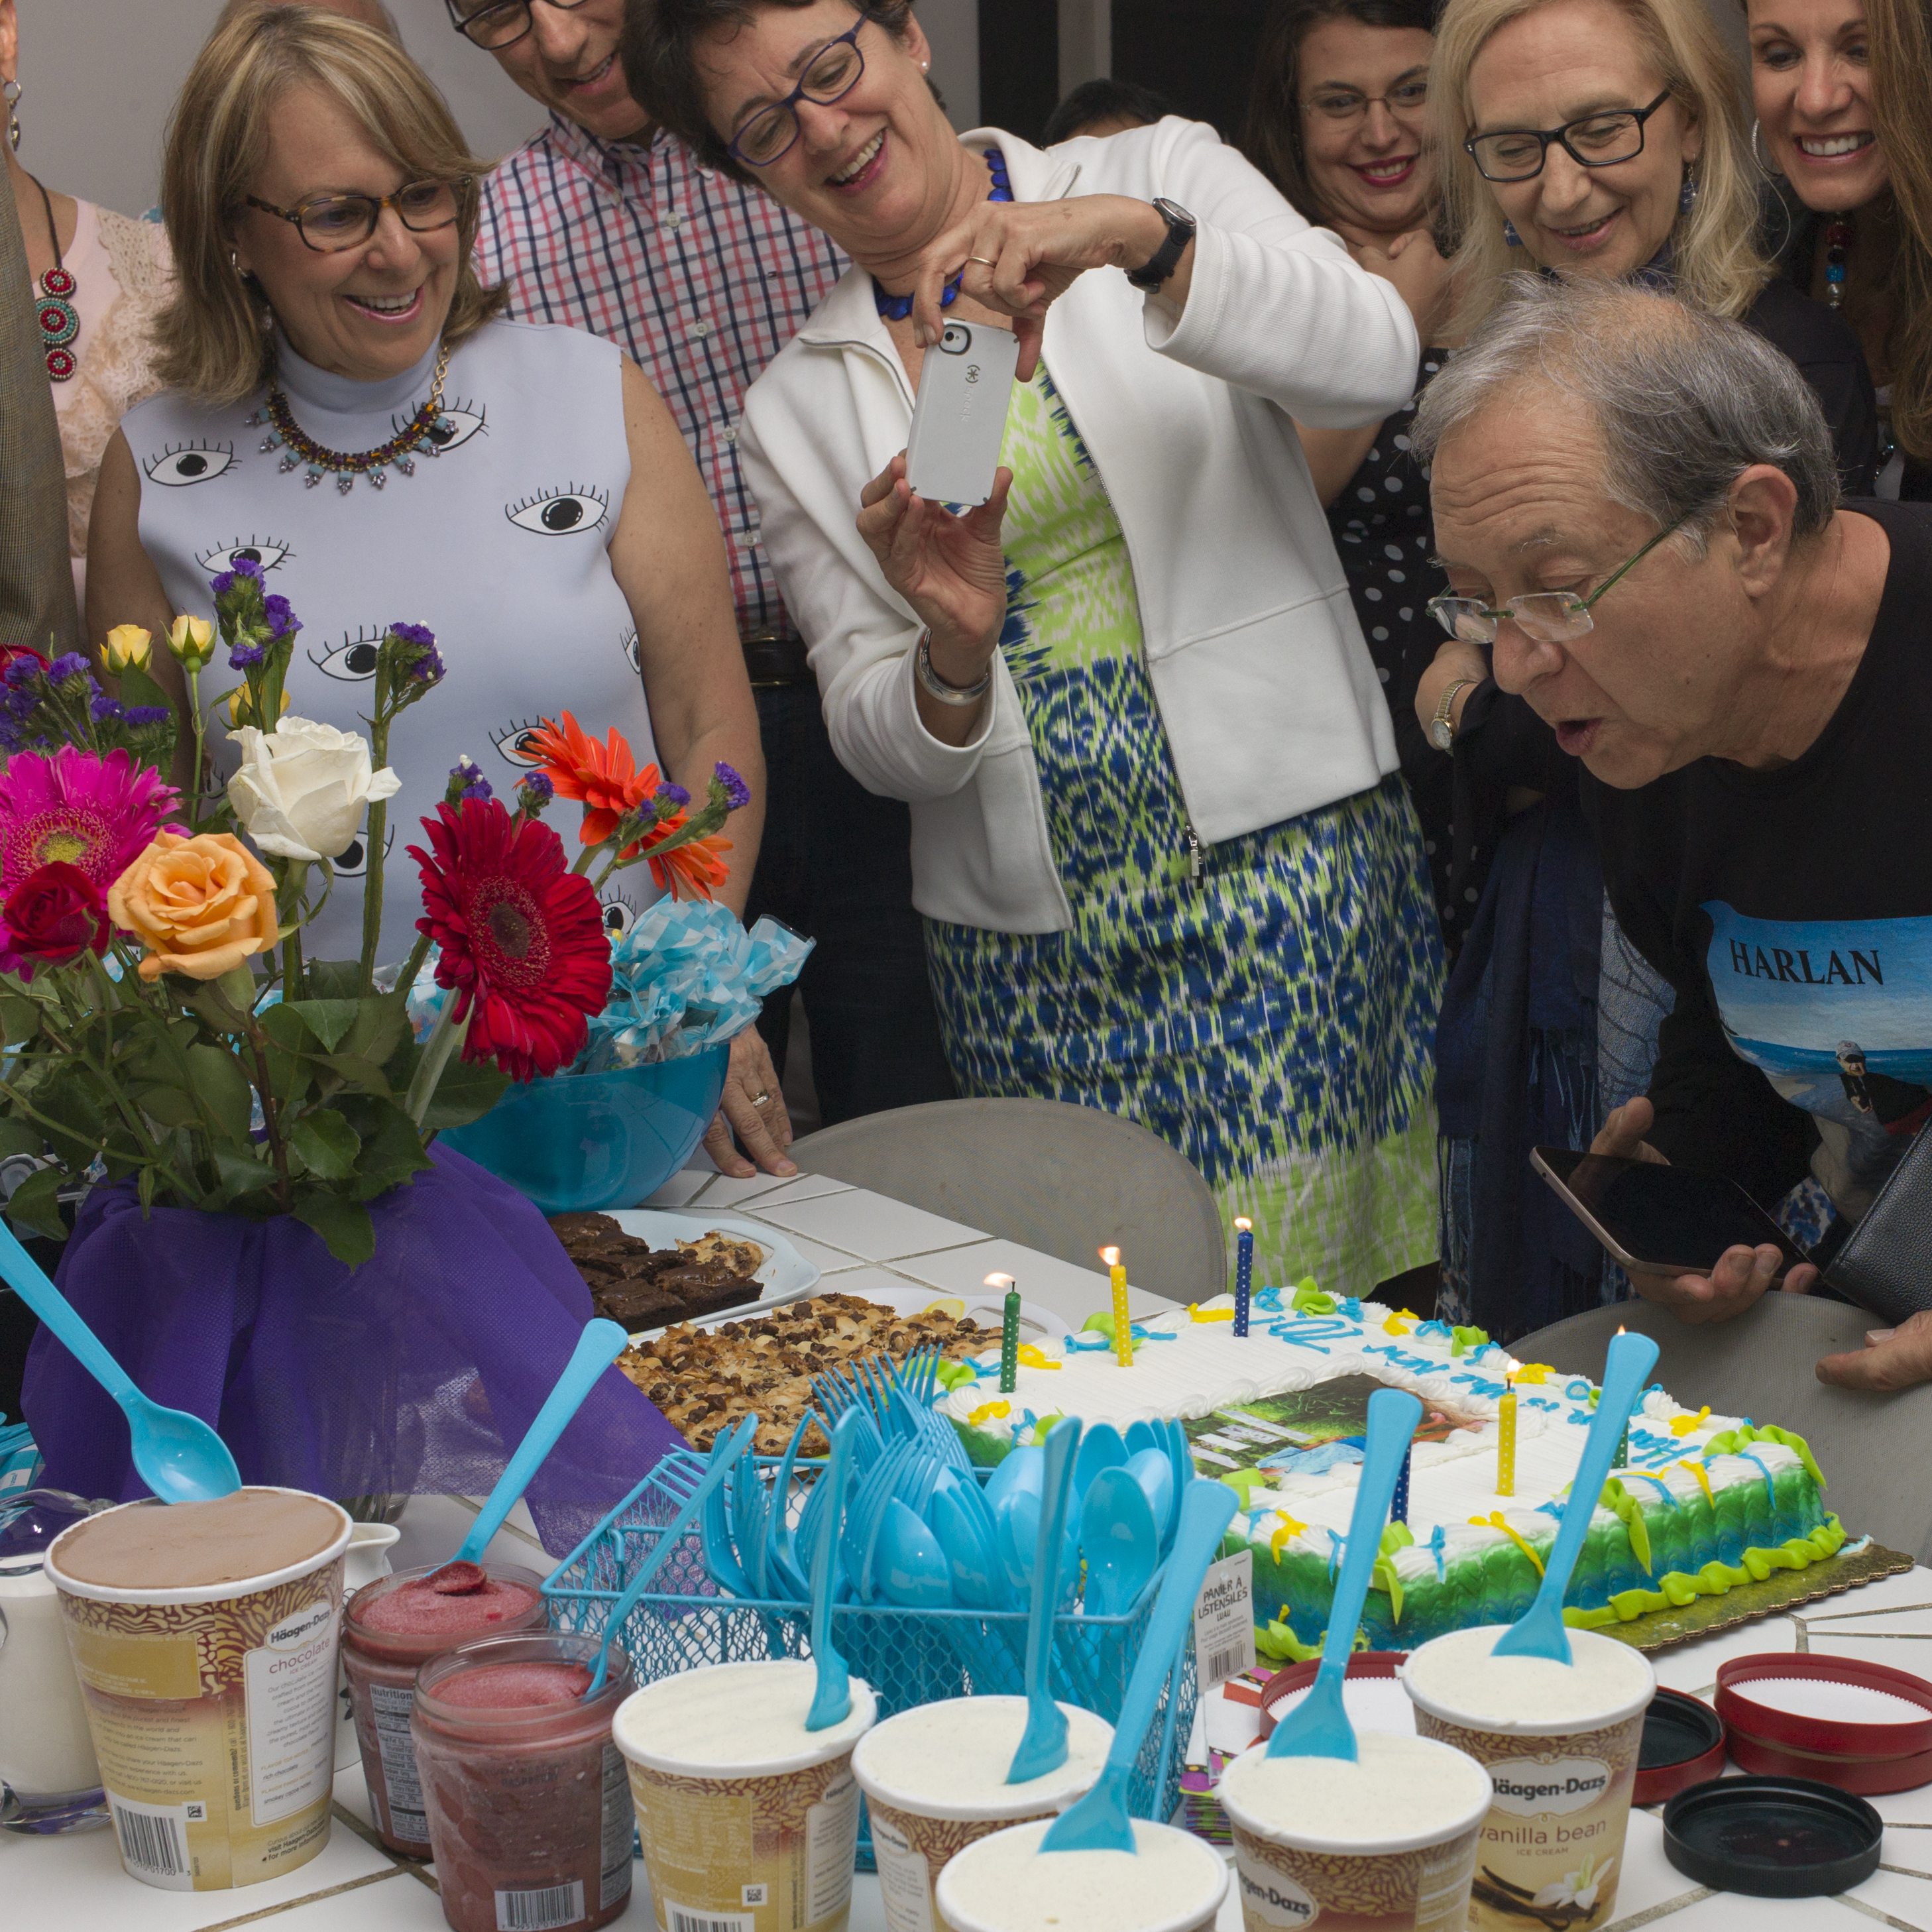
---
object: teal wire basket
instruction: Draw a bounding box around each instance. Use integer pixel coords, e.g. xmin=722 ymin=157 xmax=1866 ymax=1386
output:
xmin=541 ymin=1449 xmax=1198 ymax=1870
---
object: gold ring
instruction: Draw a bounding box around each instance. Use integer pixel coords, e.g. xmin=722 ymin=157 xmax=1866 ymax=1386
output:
xmin=750 ymin=1090 xmax=772 ymax=1106
xmin=969 ymin=255 xmax=996 ymax=266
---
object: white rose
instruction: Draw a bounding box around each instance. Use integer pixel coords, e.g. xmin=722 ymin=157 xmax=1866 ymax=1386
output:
xmin=227 ymin=716 xmax=402 ymax=863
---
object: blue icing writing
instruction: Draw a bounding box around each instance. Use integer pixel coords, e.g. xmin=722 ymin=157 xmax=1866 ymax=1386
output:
xmin=1340 ymin=1297 xmax=1363 ymax=1321
xmin=1449 ymin=1374 xmax=1508 ymax=1398
xmin=1365 ymin=1344 xmax=1439 ymax=1375
xmin=1254 ymin=1286 xmax=1284 ymax=1313
xmin=1565 ymin=1379 xmax=1595 ymax=1403
xmin=1526 ymin=1396 xmax=1562 ymax=1412
xmin=1265 ymin=1324 xmax=1331 ymax=1355
xmin=1416 ymin=1321 xmax=1453 ymax=1342
xmin=1626 ymin=1473 xmax=1676 ymax=1506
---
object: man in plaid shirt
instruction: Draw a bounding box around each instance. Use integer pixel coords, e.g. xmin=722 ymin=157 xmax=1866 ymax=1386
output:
xmin=460 ymin=0 xmax=956 ymax=1166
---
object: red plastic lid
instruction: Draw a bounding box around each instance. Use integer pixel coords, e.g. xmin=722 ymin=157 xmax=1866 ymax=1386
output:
xmin=1725 ymin=1728 xmax=1932 ymax=1796
xmin=1257 ymin=1652 xmax=1408 ymax=1740
xmin=1633 ymin=1689 xmax=1729 ymax=1809
xmin=1716 ymin=1654 xmax=1932 ymax=1761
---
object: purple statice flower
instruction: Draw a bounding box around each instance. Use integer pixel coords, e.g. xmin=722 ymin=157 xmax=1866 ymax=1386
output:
xmin=462 ymin=775 xmax=494 ymax=802
xmin=125 ymin=706 xmax=172 ymax=726
xmin=390 ymin=622 xmax=435 ymax=648
xmin=227 ymin=554 xmax=263 ymax=582
xmin=0 ymin=722 xmax=21 ymax=754
xmin=445 ymin=757 xmax=491 ymax=805
xmin=47 ymin=652 xmax=89 ymax=686
xmin=713 ymin=761 xmax=752 ymax=812
xmin=653 ymin=781 xmax=690 ymax=811
xmin=209 ymin=569 xmax=235 ymax=599
xmin=229 ymin=641 xmax=266 ymax=669
xmin=5 ymin=689 xmax=38 ymax=721
xmin=90 ymin=693 xmax=125 ymax=722
xmin=262 ymin=593 xmax=301 ymax=642
xmin=519 ymin=771 xmax=555 ymax=803
xmin=388 ymin=622 xmax=443 ymax=683
xmin=3 ymin=657 xmax=41 ymax=689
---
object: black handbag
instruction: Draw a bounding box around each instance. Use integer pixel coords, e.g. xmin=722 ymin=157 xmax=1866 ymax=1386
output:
xmin=1825 ymin=1123 xmax=1932 ymax=1326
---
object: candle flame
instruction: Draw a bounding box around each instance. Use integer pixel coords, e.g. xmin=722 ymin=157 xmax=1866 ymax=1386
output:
xmin=986 ymin=1273 xmax=1015 ymax=1291
xmin=1616 ymin=1324 xmax=1627 ymax=1335
xmin=1098 ymin=1247 xmax=1120 ymax=1267
xmin=1233 ymin=1217 xmax=1251 ymax=1232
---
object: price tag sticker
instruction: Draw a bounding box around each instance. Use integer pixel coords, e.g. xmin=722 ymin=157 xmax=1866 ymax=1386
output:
xmin=1193 ymin=1548 xmax=1255 ymax=1691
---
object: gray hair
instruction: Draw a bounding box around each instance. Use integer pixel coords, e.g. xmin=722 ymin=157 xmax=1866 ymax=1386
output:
xmin=1412 ymin=276 xmax=1841 ymax=550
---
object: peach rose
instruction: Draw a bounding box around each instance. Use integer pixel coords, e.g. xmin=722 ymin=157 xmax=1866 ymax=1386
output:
xmin=108 ymin=832 xmax=279 ymax=982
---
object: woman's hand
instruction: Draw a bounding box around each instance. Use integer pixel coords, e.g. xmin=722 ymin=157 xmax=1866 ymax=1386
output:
xmin=1817 ymin=1310 xmax=1932 ymax=1392
xmin=701 ymin=1025 xmax=797 ymax=1179
xmin=913 ymin=194 xmax=1186 ymax=378
xmin=1351 ymin=228 xmax=1453 ymax=344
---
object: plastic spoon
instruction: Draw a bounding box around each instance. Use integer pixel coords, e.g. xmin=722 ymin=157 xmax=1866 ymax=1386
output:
xmin=1124 ymin=1419 xmax=1161 ymax=1459
xmin=433 ymin=1317 xmax=628 ymax=1589
xmin=1267 ymin=1387 xmax=1422 ymax=1762
xmin=984 ymin=1442 xmax=1043 ymax=1512
xmin=876 ymin=1497 xmax=954 ymax=1608
xmin=1042 ymin=1477 xmax=1239 ymax=1853
xmin=1007 ymin=1418 xmax=1083 ymax=1783
xmin=1125 ymin=1446 xmax=1175 ymax=1550
xmin=1074 ymin=1422 xmax=1129 ymax=1497
xmin=1492 ymin=1328 xmax=1662 ymax=1665
xmin=1081 ymin=1465 xmax=1159 ymax=1617
xmin=931 ymin=1467 xmax=1009 ymax=1611
xmin=807 ymin=1408 xmax=866 ymax=1731
xmin=0 ymin=1215 xmax=240 ymax=1504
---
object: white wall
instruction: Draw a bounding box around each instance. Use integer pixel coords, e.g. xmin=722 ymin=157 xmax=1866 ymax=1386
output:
xmin=16 ymin=0 xmax=980 ymax=220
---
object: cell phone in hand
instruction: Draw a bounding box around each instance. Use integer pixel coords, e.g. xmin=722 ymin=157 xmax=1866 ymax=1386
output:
xmin=1531 ymin=1145 xmax=1813 ymax=1284
xmin=905 ymin=320 xmax=1020 ymax=508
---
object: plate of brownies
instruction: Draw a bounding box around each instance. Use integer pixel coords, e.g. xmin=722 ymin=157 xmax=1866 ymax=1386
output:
xmin=545 ymin=1208 xmax=819 ymax=1334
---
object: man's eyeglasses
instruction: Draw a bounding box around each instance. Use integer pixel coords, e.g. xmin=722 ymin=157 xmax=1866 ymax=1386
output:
xmin=245 ymin=180 xmax=467 ymax=254
xmin=1464 ymin=87 xmax=1674 ymax=182
xmin=1303 ymin=76 xmax=1429 ymax=123
xmin=728 ymin=24 xmax=866 ymax=167
xmin=445 ymin=0 xmax=591 ymax=54
xmin=1426 ymin=514 xmax=1691 ymax=646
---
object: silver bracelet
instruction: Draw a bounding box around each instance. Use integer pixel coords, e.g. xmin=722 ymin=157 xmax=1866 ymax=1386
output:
xmin=914 ymin=627 xmax=992 ymax=707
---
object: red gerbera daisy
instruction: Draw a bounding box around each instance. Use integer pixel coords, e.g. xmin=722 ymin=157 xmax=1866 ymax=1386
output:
xmin=408 ymin=799 xmax=612 ymax=1082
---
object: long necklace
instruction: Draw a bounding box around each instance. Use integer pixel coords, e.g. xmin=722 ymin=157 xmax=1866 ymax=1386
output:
xmin=872 ymin=148 xmax=1013 ymax=322
xmin=1824 ymin=211 xmax=1851 ymax=309
xmin=249 ymin=339 xmax=453 ymax=494
xmin=29 ymin=176 xmax=77 ymax=382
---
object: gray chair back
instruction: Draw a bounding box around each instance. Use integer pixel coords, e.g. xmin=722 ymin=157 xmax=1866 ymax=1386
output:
xmin=786 ymin=1098 xmax=1226 ymax=1304
xmin=1514 ymin=1295 xmax=1932 ymax=1565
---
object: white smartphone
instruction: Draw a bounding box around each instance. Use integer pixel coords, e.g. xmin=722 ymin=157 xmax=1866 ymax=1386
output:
xmin=905 ymin=319 xmax=1021 ymax=508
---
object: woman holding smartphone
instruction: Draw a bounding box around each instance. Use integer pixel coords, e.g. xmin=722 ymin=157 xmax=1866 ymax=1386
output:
xmin=624 ymin=0 xmax=1446 ymax=1298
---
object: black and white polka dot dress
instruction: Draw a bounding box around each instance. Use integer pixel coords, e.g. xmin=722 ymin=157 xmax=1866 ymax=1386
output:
xmin=1326 ymin=351 xmax=1491 ymax=958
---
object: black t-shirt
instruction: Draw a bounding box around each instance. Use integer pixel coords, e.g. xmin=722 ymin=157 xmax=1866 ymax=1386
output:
xmin=1581 ymin=499 xmax=1932 ymax=1214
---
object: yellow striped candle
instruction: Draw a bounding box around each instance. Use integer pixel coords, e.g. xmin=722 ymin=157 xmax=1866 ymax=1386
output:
xmin=1100 ymin=1247 xmax=1133 ymax=1367
xmin=1497 ymin=1370 xmax=1518 ymax=1498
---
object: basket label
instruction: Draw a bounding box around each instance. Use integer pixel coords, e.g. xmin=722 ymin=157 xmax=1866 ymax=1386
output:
xmin=1194 ymin=1550 xmax=1256 ymax=1691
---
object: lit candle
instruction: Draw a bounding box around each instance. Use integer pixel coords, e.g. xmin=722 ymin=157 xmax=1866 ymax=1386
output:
xmin=990 ymin=1274 xmax=1021 ymax=1393
xmin=1611 ymin=1325 xmax=1630 ymax=1469
xmin=1100 ymin=1247 xmax=1133 ymax=1367
xmin=1497 ymin=1367 xmax=1518 ymax=1499
xmin=1233 ymin=1218 xmax=1253 ymax=1336
xmin=1391 ymin=1443 xmax=1412 ymax=1525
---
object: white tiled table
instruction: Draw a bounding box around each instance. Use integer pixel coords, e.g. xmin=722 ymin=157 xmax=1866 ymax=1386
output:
xmin=9 ymin=1170 xmax=1931 ymax=1930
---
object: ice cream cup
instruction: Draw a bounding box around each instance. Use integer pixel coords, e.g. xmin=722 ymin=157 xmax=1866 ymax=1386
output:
xmin=615 ymin=1658 xmax=878 ymax=1932
xmin=1400 ymin=1625 xmax=1656 ymax=1932
xmin=412 ymin=1630 xmax=636 ymax=1932
xmin=341 ymin=1560 xmax=549 ymax=1854
xmin=46 ymin=1485 xmax=351 ymax=1892
xmin=1217 ymin=1732 xmax=1494 ymax=1932
xmin=935 ymin=1817 xmax=1229 ymax=1932
xmin=851 ymin=1695 xmax=1114 ymax=1932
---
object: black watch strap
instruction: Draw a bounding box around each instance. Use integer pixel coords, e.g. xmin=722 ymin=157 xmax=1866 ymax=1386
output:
xmin=1125 ymin=198 xmax=1196 ymax=290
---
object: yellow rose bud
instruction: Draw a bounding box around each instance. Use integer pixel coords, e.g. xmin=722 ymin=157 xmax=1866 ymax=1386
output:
xmin=101 ymin=624 xmax=152 ymax=675
xmin=107 ymin=832 xmax=280 ymax=983
xmin=166 ymin=614 xmax=216 ymax=671
xmin=224 ymin=684 xmax=292 ymax=728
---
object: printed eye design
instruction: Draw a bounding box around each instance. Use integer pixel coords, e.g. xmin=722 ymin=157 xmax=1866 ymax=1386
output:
xmin=506 ymin=484 xmax=610 ymax=536
xmin=146 ymin=441 xmax=235 ymax=486
xmin=598 ymin=889 xmax=638 ymax=938
xmin=622 ymin=626 xmax=641 ymax=674
xmin=331 ymin=825 xmax=394 ymax=878
xmin=308 ymin=626 xmax=388 ymax=682
xmin=398 ymin=396 xmax=486 ymax=453
xmin=490 ymin=716 xmax=549 ymax=767
xmin=196 ymin=536 xmax=293 ymax=574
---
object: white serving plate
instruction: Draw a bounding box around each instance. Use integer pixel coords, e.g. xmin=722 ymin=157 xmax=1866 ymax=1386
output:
xmin=606 ymin=1210 xmax=821 ymax=1335
xmin=831 ymin=1280 xmax=1073 ymax=1345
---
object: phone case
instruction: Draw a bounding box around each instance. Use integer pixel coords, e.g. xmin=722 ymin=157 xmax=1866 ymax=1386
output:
xmin=905 ymin=321 xmax=1020 ymax=508
xmin=1825 ymin=1123 xmax=1932 ymax=1325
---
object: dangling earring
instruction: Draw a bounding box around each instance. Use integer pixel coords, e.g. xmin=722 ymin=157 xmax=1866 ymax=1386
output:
xmin=1751 ymin=119 xmax=1781 ymax=178
xmin=3 ymin=79 xmax=20 ymax=154
xmin=1679 ymin=170 xmax=1699 ymax=215
xmin=1502 ymin=218 xmax=1522 ymax=248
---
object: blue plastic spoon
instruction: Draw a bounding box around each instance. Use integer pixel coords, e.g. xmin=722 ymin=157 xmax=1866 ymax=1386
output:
xmin=807 ymin=1408 xmax=867 ymax=1731
xmin=1082 ymin=1465 xmax=1159 ymax=1617
xmin=1492 ymin=1328 xmax=1662 ymax=1665
xmin=1007 ymin=1418 xmax=1083 ymax=1783
xmin=1267 ymin=1387 xmax=1422 ymax=1762
xmin=438 ymin=1317 xmax=628 ymax=1583
xmin=1074 ymin=1421 xmax=1129 ymax=1497
xmin=1043 ymin=1477 xmax=1239 ymax=1852
xmin=0 ymin=1216 xmax=240 ymax=1504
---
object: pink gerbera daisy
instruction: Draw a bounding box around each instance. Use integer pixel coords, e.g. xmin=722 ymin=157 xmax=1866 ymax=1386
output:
xmin=0 ymin=746 xmax=184 ymax=895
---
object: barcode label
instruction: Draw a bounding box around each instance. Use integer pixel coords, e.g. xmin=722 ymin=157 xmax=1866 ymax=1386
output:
xmin=666 ymin=1905 xmax=755 ymax=1932
xmin=1205 ymin=1645 xmax=1247 ymax=1683
xmin=495 ymin=1878 xmax=585 ymax=1930
xmin=1193 ymin=1548 xmax=1256 ymax=1691
xmin=109 ymin=1794 xmax=194 ymax=1890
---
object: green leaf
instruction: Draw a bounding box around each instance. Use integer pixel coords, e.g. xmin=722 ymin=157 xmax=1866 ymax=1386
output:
xmin=214 ymin=1148 xmax=282 ymax=1202
xmin=345 ymin=1101 xmax=434 ymax=1202
xmin=305 ymin=959 xmax=362 ymax=1001
xmin=313 ymin=1052 xmax=393 ymax=1098
xmin=36 ymin=1072 xmax=105 ymax=1166
xmin=116 ymin=661 xmax=175 ymax=716
xmin=3 ymin=1165 xmax=65 ymax=1240
xmin=291 ymin=1188 xmax=375 ymax=1267
xmin=129 ymin=1082 xmax=201 ymax=1130
xmin=288 ymin=1109 xmax=359 ymax=1180
xmin=186 ymin=985 xmax=249 ymax=1035
xmin=339 ymin=994 xmax=407 ymax=1068
xmin=286 ymin=999 xmax=361 ymax=1052
xmin=262 ymin=1045 xmax=313 ymax=1111
xmin=187 ymin=1043 xmax=256 ymax=1145
xmin=416 ymin=1054 xmax=510 ymax=1131
xmin=260 ymin=1003 xmax=313 ymax=1052
xmin=0 ymin=1115 xmax=40 ymax=1161
xmin=0 ymin=997 xmax=42 ymax=1047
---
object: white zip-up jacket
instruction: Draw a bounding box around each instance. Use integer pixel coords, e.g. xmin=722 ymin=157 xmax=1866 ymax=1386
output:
xmin=738 ymin=117 xmax=1420 ymax=934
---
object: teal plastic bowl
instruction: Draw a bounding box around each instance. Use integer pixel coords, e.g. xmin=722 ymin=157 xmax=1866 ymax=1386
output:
xmin=440 ymin=1043 xmax=730 ymax=1216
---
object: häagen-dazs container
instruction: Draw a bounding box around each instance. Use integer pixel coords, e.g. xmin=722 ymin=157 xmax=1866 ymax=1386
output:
xmin=936 ymin=1818 xmax=1229 ymax=1932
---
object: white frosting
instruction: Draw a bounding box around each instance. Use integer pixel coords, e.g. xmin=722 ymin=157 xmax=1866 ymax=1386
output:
xmin=937 ymin=1295 xmax=1807 ymax=1581
xmin=852 ymin=1697 xmax=1112 ymax=1817
xmin=613 ymin=1660 xmax=875 ymax=1774
xmin=936 ymin=1820 xmax=1227 ymax=1932
xmin=1401 ymin=1626 xmax=1655 ymax=1729
xmin=1220 ymin=1733 xmax=1492 ymax=1847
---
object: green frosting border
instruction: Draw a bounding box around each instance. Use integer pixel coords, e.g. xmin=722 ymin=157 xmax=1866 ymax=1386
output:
xmin=1560 ymin=1514 xmax=1847 ymax=1628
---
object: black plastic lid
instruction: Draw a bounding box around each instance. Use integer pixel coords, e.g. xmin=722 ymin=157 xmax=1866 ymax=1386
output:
xmin=1643 ymin=1688 xmax=1726 ymax=1770
xmin=1663 ymin=1775 xmax=1884 ymax=1898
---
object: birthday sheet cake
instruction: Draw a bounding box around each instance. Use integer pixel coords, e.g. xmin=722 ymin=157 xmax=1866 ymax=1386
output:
xmin=932 ymin=1290 xmax=1847 ymax=1651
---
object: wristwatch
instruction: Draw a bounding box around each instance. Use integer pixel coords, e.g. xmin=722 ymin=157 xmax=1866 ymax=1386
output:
xmin=1429 ymin=677 xmax=1479 ymax=752
xmin=1126 ymin=198 xmax=1196 ymax=290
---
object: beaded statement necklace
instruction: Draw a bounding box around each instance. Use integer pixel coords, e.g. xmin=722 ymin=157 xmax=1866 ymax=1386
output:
xmin=872 ymin=148 xmax=1012 ymax=322
xmin=248 ymin=339 xmax=453 ymax=494
xmin=1824 ymin=213 xmax=1850 ymax=309
xmin=30 ymin=176 xmax=77 ymax=382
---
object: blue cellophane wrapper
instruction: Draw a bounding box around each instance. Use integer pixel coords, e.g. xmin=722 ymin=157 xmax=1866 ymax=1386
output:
xmin=407 ymin=900 xmax=811 ymax=1071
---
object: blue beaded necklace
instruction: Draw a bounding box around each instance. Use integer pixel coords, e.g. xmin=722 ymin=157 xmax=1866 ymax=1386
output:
xmin=872 ymin=148 xmax=1011 ymax=321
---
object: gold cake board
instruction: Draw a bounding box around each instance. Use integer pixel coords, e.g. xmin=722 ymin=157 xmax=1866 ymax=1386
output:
xmin=1591 ymin=1541 xmax=1917 ymax=1654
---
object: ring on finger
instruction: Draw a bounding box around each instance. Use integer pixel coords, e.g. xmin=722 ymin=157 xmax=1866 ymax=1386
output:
xmin=750 ymin=1090 xmax=773 ymax=1107
xmin=969 ymin=255 xmax=997 ymax=266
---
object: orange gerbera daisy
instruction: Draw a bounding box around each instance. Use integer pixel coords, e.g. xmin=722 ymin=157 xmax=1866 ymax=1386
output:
xmin=524 ymin=712 xmax=655 ymax=848
xmin=642 ymin=821 xmax=733 ymax=902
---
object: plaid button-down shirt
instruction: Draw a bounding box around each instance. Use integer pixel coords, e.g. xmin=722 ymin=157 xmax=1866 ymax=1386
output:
xmin=476 ymin=115 xmax=847 ymax=644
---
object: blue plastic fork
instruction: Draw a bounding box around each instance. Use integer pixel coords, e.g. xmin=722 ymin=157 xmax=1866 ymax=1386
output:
xmin=764 ymin=1414 xmax=815 ymax=1601
xmin=807 ymin=1408 xmax=866 ymax=1731
xmin=1007 ymin=1418 xmax=1083 ymax=1784
xmin=1267 ymin=1387 xmax=1422 ymax=1762
xmin=1492 ymin=1328 xmax=1661 ymax=1665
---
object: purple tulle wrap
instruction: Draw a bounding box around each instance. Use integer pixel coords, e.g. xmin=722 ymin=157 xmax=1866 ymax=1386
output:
xmin=21 ymin=1144 xmax=681 ymax=1556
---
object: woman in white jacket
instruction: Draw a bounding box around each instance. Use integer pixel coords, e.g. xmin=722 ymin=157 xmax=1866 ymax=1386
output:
xmin=626 ymin=0 xmax=1444 ymax=1295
